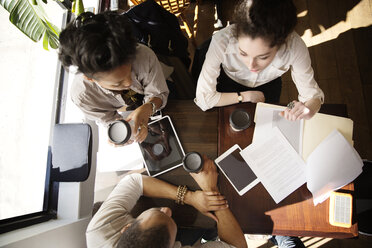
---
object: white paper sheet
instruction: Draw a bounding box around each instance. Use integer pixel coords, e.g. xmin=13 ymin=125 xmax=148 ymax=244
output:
xmin=96 ymin=123 xmax=144 ymax=172
xmin=306 ymin=129 xmax=363 ymax=205
xmin=241 ymin=127 xmax=307 ymax=203
xmin=253 ymin=103 xmax=304 ymax=155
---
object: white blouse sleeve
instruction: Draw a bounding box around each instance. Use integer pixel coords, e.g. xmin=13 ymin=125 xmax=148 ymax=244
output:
xmin=289 ymin=33 xmax=324 ymax=103
xmin=194 ymin=35 xmax=226 ymax=111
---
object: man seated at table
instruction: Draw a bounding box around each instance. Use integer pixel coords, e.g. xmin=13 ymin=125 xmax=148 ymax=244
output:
xmin=86 ymin=157 xmax=248 ymax=248
xmin=87 ymin=156 xmax=306 ymax=248
xmin=58 ymin=11 xmax=169 ymax=143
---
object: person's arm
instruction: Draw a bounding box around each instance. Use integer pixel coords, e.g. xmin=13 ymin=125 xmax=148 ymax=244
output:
xmin=125 ymin=96 xmax=162 ymax=143
xmin=190 ymin=156 xmax=248 ymax=248
xmin=215 ymin=91 xmax=265 ymax=107
xmin=195 ymin=34 xmax=226 ymax=111
xmin=138 ymin=45 xmax=169 ymax=110
xmin=142 ymin=175 xmax=228 ymax=222
xmin=284 ymin=32 xmax=324 ymax=121
xmin=126 ymin=45 xmax=169 ymax=142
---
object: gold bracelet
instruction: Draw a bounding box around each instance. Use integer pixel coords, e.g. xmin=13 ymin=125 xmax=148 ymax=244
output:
xmin=176 ymin=185 xmax=188 ymax=205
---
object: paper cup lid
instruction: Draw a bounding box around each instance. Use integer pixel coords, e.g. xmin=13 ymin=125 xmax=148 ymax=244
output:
xmin=182 ymin=152 xmax=203 ymax=173
xmin=229 ymin=109 xmax=251 ymax=131
xmin=108 ymin=120 xmax=131 ymax=144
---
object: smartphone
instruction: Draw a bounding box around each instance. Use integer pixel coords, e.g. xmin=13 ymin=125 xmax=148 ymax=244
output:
xmin=215 ymin=144 xmax=259 ymax=196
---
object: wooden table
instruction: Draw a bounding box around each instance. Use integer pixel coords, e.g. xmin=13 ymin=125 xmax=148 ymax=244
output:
xmin=131 ymin=100 xmax=218 ymax=228
xmin=218 ymin=102 xmax=358 ymax=238
xmin=134 ymin=100 xmax=358 ymax=237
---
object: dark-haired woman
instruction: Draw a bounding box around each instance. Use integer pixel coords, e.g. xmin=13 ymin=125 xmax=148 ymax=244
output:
xmin=59 ymin=11 xmax=169 ymax=143
xmin=195 ymin=0 xmax=323 ymax=121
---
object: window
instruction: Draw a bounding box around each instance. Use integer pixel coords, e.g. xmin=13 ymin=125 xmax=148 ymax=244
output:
xmin=0 ymin=2 xmax=67 ymax=232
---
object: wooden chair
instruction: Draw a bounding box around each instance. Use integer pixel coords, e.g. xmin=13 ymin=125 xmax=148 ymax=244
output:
xmin=130 ymin=0 xmax=193 ymax=38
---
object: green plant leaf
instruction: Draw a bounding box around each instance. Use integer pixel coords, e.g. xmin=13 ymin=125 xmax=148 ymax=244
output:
xmin=42 ymin=30 xmax=49 ymax=50
xmin=45 ymin=28 xmax=59 ymax=49
xmin=1 ymin=0 xmax=45 ymax=42
xmin=0 ymin=0 xmax=62 ymax=49
xmin=0 ymin=0 xmax=18 ymax=11
xmin=75 ymin=0 xmax=84 ymax=16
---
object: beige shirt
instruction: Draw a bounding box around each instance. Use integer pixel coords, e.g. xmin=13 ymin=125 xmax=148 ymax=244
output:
xmin=86 ymin=173 xmax=235 ymax=248
xmin=195 ymin=25 xmax=324 ymax=111
xmin=71 ymin=44 xmax=169 ymax=125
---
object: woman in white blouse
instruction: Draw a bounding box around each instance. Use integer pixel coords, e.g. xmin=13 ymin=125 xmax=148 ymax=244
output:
xmin=195 ymin=0 xmax=324 ymax=121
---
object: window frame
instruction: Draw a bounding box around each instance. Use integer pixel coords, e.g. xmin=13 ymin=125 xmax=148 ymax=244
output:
xmin=0 ymin=5 xmax=71 ymax=234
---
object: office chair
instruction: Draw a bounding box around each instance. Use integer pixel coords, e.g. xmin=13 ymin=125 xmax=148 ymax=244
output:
xmin=354 ymin=159 xmax=372 ymax=236
xmin=130 ymin=0 xmax=193 ymax=38
xmin=51 ymin=123 xmax=92 ymax=182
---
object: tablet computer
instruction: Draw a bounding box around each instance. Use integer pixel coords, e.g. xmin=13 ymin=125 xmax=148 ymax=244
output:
xmin=215 ymin=144 xmax=259 ymax=196
xmin=139 ymin=115 xmax=185 ymax=177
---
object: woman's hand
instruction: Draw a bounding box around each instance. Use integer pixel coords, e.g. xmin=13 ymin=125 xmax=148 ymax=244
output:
xmin=242 ymin=90 xmax=265 ymax=103
xmin=126 ymin=103 xmax=153 ymax=143
xmin=185 ymin=190 xmax=228 ymax=222
xmin=279 ymin=100 xmax=317 ymax=121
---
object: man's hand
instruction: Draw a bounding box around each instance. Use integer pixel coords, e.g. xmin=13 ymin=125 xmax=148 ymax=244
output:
xmin=190 ymin=155 xmax=219 ymax=192
xmin=185 ymin=190 xmax=228 ymax=222
xmin=126 ymin=103 xmax=152 ymax=143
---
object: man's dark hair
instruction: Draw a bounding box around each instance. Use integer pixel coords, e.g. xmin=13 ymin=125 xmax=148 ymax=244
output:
xmin=116 ymin=221 xmax=171 ymax=248
xmin=233 ymin=0 xmax=297 ymax=47
xmin=58 ymin=11 xmax=137 ymax=78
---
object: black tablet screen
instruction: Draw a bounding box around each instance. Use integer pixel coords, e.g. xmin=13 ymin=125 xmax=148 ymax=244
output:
xmin=139 ymin=116 xmax=184 ymax=177
xmin=217 ymin=148 xmax=257 ymax=191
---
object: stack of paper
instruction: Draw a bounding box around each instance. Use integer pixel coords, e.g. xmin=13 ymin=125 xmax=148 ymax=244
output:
xmin=241 ymin=103 xmax=363 ymax=205
xmin=306 ymin=130 xmax=363 ymax=205
xmin=241 ymin=127 xmax=306 ymax=203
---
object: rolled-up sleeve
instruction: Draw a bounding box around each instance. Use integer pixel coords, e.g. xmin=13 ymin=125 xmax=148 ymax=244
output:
xmin=137 ymin=45 xmax=169 ymax=110
xmin=290 ymin=35 xmax=324 ymax=103
xmin=195 ymin=36 xmax=225 ymax=111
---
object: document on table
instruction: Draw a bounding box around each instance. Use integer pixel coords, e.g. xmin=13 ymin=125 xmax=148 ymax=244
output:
xmin=253 ymin=103 xmax=304 ymax=155
xmin=241 ymin=127 xmax=306 ymax=204
xmin=96 ymin=123 xmax=144 ymax=172
xmin=306 ymin=129 xmax=363 ymax=205
xmin=302 ymin=112 xmax=354 ymax=161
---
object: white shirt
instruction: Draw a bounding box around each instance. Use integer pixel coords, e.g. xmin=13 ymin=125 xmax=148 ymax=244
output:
xmin=195 ymin=25 xmax=324 ymax=111
xmin=86 ymin=173 xmax=235 ymax=248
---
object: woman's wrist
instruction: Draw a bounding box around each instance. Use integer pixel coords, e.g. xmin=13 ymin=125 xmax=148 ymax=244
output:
xmin=144 ymin=102 xmax=154 ymax=118
xmin=241 ymin=91 xmax=254 ymax=103
xmin=305 ymin=98 xmax=322 ymax=115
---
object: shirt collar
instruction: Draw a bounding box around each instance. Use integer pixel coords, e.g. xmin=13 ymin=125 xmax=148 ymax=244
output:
xmin=226 ymin=37 xmax=239 ymax=54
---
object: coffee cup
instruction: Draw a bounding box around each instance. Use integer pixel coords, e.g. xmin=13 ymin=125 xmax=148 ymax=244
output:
xmin=107 ymin=120 xmax=134 ymax=145
xmin=182 ymin=152 xmax=203 ymax=173
xmin=229 ymin=108 xmax=251 ymax=132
